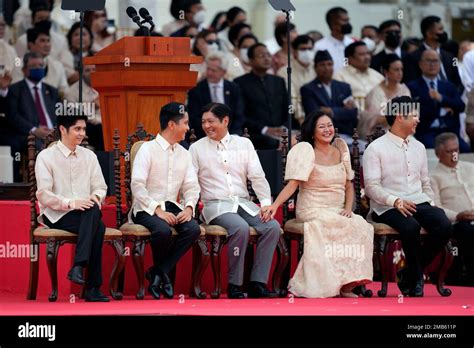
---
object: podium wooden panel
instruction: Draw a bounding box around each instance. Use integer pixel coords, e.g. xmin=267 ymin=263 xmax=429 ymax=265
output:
xmin=84 ymin=36 xmax=203 ymax=152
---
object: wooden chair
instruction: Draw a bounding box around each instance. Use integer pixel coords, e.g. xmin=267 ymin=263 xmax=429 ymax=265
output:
xmin=193 ymin=128 xmax=289 ymax=298
xmin=355 ymin=126 xmax=454 ymax=297
xmin=114 ymin=125 xmax=209 ymax=299
xmin=27 ymin=132 xmax=126 ymax=302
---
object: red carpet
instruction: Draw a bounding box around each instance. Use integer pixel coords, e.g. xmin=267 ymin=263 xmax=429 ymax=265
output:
xmin=1 ymin=282 xmax=473 ymax=316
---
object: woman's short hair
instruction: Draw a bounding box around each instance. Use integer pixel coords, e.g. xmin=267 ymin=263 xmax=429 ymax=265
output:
xmin=300 ymin=110 xmax=333 ymax=144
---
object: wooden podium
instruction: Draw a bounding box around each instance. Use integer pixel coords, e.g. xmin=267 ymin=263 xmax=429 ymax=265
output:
xmin=84 ymin=36 xmax=203 ymax=151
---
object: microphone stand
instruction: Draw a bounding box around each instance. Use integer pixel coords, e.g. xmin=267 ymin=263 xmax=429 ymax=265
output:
xmin=284 ymin=9 xmax=293 ymax=150
xmin=78 ymin=10 xmax=84 ymax=103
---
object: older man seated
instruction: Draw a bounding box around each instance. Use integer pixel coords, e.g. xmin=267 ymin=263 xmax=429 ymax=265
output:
xmin=430 ymin=132 xmax=474 ymax=285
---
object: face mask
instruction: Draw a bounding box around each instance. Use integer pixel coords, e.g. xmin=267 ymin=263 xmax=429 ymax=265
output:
xmin=28 ymin=67 xmax=45 ymax=82
xmin=436 ymin=31 xmax=448 ymax=44
xmin=297 ymin=50 xmax=314 ymax=65
xmin=341 ymin=23 xmax=352 ymax=35
xmin=385 ymin=31 xmax=401 ymax=49
xmin=207 ymin=42 xmax=219 ymax=54
xmin=362 ymin=37 xmax=375 ymax=52
xmin=193 ymin=10 xmax=206 ymax=26
xmin=240 ymin=48 xmax=249 ymax=63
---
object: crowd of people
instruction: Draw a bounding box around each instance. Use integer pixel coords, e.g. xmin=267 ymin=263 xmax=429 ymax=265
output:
xmin=1 ymin=0 xmax=473 ymax=301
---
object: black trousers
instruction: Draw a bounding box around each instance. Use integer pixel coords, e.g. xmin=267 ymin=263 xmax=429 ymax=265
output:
xmin=132 ymin=202 xmax=201 ymax=275
xmin=453 ymin=221 xmax=474 ymax=283
xmin=373 ymin=202 xmax=452 ymax=282
xmin=43 ymin=204 xmax=106 ymax=288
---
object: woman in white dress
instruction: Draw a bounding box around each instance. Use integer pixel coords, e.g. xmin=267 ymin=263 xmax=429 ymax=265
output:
xmin=261 ymin=111 xmax=374 ymax=298
xmin=360 ymin=54 xmax=411 ymax=140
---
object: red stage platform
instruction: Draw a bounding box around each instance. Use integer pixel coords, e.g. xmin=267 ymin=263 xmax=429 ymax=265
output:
xmin=2 ymin=200 xmax=473 ymax=317
xmin=1 ymin=283 xmax=473 ymax=316
xmin=0 ymin=200 xmax=284 ymax=298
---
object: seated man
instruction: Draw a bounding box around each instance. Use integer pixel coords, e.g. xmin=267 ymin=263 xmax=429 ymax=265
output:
xmin=187 ymin=52 xmax=245 ymax=139
xmin=131 ymin=102 xmax=201 ymax=300
xmin=234 ymin=43 xmax=289 ymax=150
xmin=13 ymin=26 xmax=68 ymax=95
xmin=333 ymin=41 xmax=384 ymax=110
xmin=6 ymin=51 xmax=58 ymax=181
xmin=363 ymin=96 xmax=452 ymax=297
xmin=35 ymin=114 xmax=109 ymax=302
xmin=277 ymin=34 xmax=316 ymax=125
xmin=300 ymin=50 xmax=358 ymax=146
xmin=430 ymin=132 xmax=474 ymax=285
xmin=407 ymin=50 xmax=469 ymax=152
xmin=189 ymin=102 xmax=281 ymax=299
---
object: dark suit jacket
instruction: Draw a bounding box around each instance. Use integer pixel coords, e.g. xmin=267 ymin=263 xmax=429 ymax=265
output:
xmin=407 ymin=77 xmax=465 ymax=137
xmin=234 ymin=72 xmax=289 ymax=150
xmin=371 ymin=49 xmax=408 ymax=76
xmin=300 ymin=78 xmax=358 ymax=136
xmin=403 ymin=45 xmax=463 ymax=92
xmin=187 ymin=79 xmax=245 ymax=139
xmin=5 ymin=79 xmax=59 ymax=147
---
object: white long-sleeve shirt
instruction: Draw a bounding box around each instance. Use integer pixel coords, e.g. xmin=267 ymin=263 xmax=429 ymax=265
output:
xmin=189 ymin=133 xmax=272 ymax=223
xmin=130 ymin=134 xmax=200 ymax=220
xmin=363 ymin=131 xmax=434 ymax=216
xmin=35 ymin=140 xmax=107 ymax=224
xmin=430 ymin=161 xmax=474 ymax=222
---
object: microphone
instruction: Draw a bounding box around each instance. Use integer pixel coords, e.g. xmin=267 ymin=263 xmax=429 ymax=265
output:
xmin=126 ymin=6 xmax=141 ymax=27
xmin=139 ymin=8 xmax=155 ymax=27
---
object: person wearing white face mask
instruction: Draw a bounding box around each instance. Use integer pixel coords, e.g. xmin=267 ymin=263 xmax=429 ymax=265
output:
xmin=235 ymin=34 xmax=258 ymax=75
xmin=361 ymin=25 xmax=380 ymax=55
xmin=277 ymin=35 xmax=316 ymax=125
xmin=169 ymin=0 xmax=207 ymax=37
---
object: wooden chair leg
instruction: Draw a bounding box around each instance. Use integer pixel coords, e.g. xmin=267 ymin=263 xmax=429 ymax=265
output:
xmin=132 ymin=239 xmax=146 ymax=300
xmin=117 ymin=240 xmax=126 ymax=293
xmin=272 ymin=235 xmax=289 ymax=297
xmin=210 ymin=236 xmax=223 ymax=299
xmin=281 ymin=236 xmax=292 ymax=289
xmin=109 ymin=239 xmax=126 ymax=300
xmin=46 ymin=239 xmax=60 ymax=302
xmin=436 ymin=241 xmax=454 ymax=297
xmin=376 ymin=236 xmax=389 ymax=297
xmin=27 ymin=241 xmax=40 ymax=300
xmin=297 ymin=236 xmax=304 ymax=261
xmin=190 ymin=236 xmax=209 ymax=299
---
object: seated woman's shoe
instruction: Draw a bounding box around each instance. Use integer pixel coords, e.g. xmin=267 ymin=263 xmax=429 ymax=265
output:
xmin=339 ymin=289 xmax=359 ymax=298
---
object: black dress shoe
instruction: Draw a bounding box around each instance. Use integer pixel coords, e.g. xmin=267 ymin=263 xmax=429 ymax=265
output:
xmin=160 ymin=271 xmax=174 ymax=299
xmin=227 ymin=283 xmax=245 ymax=299
xmin=409 ymin=278 xmax=424 ymax=297
xmin=145 ymin=270 xmax=161 ymax=300
xmin=396 ymin=268 xmax=410 ymax=296
xmin=67 ymin=265 xmax=85 ymax=285
xmin=248 ymin=281 xmax=277 ymax=298
xmin=84 ymin=287 xmax=110 ymax=302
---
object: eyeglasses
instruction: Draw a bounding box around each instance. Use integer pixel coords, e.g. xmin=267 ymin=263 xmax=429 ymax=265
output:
xmin=206 ymin=40 xmax=218 ymax=45
xmin=93 ymin=13 xmax=106 ymax=19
